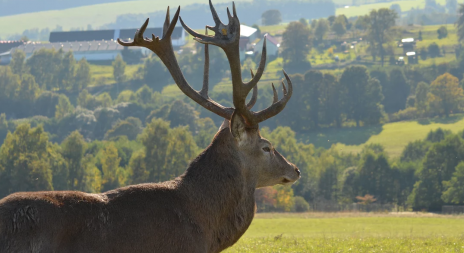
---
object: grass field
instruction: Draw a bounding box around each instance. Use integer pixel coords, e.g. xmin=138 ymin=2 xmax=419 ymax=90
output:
xmin=297 ymin=114 xmax=464 ymax=157
xmin=0 ymin=0 xmax=247 ymax=38
xmin=225 ymin=212 xmax=464 ymax=252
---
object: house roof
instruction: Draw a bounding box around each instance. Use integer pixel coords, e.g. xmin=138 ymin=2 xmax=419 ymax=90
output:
xmin=262 ymin=33 xmax=280 ymax=46
xmin=0 ymin=41 xmax=25 ymax=54
xmin=6 ymin=40 xmax=127 ymax=56
xmin=49 ymin=27 xmax=184 ymax=43
xmin=240 ymin=25 xmax=257 ymax=38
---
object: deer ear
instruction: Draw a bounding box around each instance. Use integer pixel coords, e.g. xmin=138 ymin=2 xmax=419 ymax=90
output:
xmin=230 ymin=110 xmax=246 ymax=139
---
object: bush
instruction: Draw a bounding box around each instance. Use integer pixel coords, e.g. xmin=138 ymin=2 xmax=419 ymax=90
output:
xmin=437 ymin=26 xmax=448 ymax=39
xmin=390 ymin=107 xmax=418 ymax=122
xmin=293 ymin=196 xmax=310 ymax=212
xmin=428 ymin=43 xmax=440 ymax=58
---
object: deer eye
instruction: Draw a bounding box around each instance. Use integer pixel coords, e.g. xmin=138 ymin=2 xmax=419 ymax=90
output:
xmin=262 ymin=147 xmax=271 ymax=152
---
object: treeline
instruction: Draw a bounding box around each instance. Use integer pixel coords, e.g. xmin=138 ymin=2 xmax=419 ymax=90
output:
xmin=102 ymin=0 xmax=335 ymax=30
xmin=2 ymin=117 xmax=464 ymax=212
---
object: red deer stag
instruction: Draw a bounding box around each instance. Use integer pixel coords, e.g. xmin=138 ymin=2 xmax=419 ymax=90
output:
xmin=0 ymin=1 xmax=300 ymax=252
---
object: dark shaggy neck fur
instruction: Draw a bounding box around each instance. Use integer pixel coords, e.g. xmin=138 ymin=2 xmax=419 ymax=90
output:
xmin=179 ymin=128 xmax=256 ymax=253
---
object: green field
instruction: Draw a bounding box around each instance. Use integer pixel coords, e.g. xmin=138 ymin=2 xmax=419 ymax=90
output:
xmin=0 ymin=0 xmax=249 ymax=38
xmin=226 ymin=213 xmax=464 ymax=252
xmin=298 ymin=114 xmax=464 ymax=157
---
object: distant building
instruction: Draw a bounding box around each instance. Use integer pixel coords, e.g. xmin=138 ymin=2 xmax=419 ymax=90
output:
xmin=49 ymin=27 xmax=187 ymax=54
xmin=0 ymin=41 xmax=25 ymax=54
xmin=399 ymin=38 xmax=416 ymax=54
xmin=239 ymin=25 xmax=258 ymax=61
xmin=0 ymin=40 xmax=141 ymax=64
xmin=254 ymin=33 xmax=280 ymax=57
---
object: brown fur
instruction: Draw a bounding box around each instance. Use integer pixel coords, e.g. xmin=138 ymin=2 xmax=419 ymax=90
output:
xmin=0 ymin=119 xmax=300 ymax=253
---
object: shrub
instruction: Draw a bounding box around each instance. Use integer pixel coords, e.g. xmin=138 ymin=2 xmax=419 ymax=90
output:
xmin=293 ymin=196 xmax=310 ymax=212
xmin=428 ymin=43 xmax=440 ymax=58
xmin=390 ymin=107 xmax=418 ymax=122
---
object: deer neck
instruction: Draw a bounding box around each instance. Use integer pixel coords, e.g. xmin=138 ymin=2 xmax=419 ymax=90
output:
xmin=180 ymin=128 xmax=257 ymax=251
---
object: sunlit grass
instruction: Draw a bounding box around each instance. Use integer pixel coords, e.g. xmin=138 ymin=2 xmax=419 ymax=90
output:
xmin=336 ymin=0 xmax=425 ymax=18
xmin=89 ymin=64 xmax=141 ymax=86
xmin=225 ymin=212 xmax=464 ymax=252
xmin=301 ymin=114 xmax=464 ymax=157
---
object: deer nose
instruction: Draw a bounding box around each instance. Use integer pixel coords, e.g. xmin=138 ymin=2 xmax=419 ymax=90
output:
xmin=295 ymin=167 xmax=301 ymax=177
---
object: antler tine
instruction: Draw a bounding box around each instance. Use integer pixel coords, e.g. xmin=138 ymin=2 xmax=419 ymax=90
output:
xmin=246 ymin=69 xmax=258 ymax=109
xmin=162 ymin=7 xmax=171 ymax=38
xmin=242 ymin=37 xmax=267 ymax=98
xmin=209 ymin=0 xmax=223 ymax=26
xmin=251 ymin=70 xmax=293 ymax=124
xmin=117 ymin=18 xmax=151 ymax=47
xmin=200 ymin=27 xmax=209 ymax=98
xmin=271 ymin=83 xmax=278 ymax=104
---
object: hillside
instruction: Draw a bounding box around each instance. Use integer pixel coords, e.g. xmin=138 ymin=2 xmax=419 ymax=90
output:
xmin=297 ymin=115 xmax=464 ymax=158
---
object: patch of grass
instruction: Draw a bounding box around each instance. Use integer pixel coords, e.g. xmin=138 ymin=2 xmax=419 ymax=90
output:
xmin=89 ymin=64 xmax=141 ymax=86
xmin=0 ymin=0 xmax=249 ymax=38
xmin=300 ymin=114 xmax=464 ymax=157
xmin=225 ymin=213 xmax=464 ymax=252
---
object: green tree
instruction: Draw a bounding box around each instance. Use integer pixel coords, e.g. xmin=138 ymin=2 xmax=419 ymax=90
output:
xmin=428 ymin=42 xmax=441 ymax=58
xmin=458 ymin=4 xmax=464 ymax=42
xmin=400 ymin=140 xmax=431 ymax=162
xmin=167 ymin=100 xmax=199 ymax=133
xmin=304 ymin=70 xmax=324 ymax=129
xmin=314 ymin=19 xmax=330 ymax=41
xmin=428 ymin=73 xmax=464 ymax=117
xmin=55 ymin=94 xmax=74 ymax=119
xmin=56 ymin=51 xmax=76 ymax=90
xmin=390 ymin=4 xmax=402 ymax=14
xmin=136 ymin=85 xmax=153 ymax=104
xmin=415 ymin=81 xmax=429 ymax=115
xmin=140 ymin=56 xmax=170 ymax=91
xmin=61 ymin=131 xmax=87 ymax=190
xmin=411 ymin=135 xmax=464 ymax=211
xmin=140 ymin=118 xmax=170 ymax=182
xmin=101 ymin=143 xmax=124 ymax=191
xmin=339 ymin=65 xmax=384 ymax=126
xmin=164 ymin=126 xmax=198 ymax=180
xmin=366 ymin=8 xmax=398 ymax=65
xmin=105 ymin=117 xmax=142 ymax=141
xmin=331 ymin=15 xmax=347 ymax=38
xmin=77 ymin=89 xmax=100 ymax=110
xmin=74 ymin=58 xmax=91 ymax=91
xmin=281 ymin=21 xmax=312 ymax=73
xmin=10 ymin=50 xmax=26 ymax=76
xmin=384 ymin=69 xmax=410 ymax=113
xmin=26 ymin=48 xmax=62 ymax=90
xmin=261 ymin=9 xmax=282 ymax=26
xmin=128 ymin=149 xmax=149 ymax=184
xmin=442 ymin=162 xmax=464 ymax=204
xmin=0 ymin=124 xmax=55 ymax=197
xmin=437 ymin=26 xmax=448 ymax=39
xmin=357 ymin=151 xmax=395 ymax=204
xmin=320 ymin=73 xmax=344 ymax=127
xmin=112 ymin=54 xmax=126 ymax=83
xmin=96 ymin=92 xmax=113 ymax=108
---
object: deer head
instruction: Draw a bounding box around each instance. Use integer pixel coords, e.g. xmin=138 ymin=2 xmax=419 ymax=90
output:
xmin=118 ymin=1 xmax=300 ymax=188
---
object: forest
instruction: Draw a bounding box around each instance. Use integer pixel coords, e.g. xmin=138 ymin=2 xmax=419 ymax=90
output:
xmin=1 ymin=3 xmax=464 ymax=213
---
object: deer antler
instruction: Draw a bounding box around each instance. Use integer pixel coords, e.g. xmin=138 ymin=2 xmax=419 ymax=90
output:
xmin=118 ymin=1 xmax=291 ymax=125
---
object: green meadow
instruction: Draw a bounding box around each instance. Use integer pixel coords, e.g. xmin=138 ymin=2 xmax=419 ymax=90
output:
xmin=226 ymin=213 xmax=464 ymax=252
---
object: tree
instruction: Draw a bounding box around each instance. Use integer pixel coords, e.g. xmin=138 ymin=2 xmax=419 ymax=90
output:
xmin=26 ymin=48 xmax=62 ymax=90
xmin=331 ymin=15 xmax=347 ymax=37
xmin=304 ymin=70 xmax=324 ymax=129
xmin=10 ymin=50 xmax=26 ymax=76
xmin=17 ymin=74 xmax=40 ymax=117
xmin=101 ymin=143 xmax=124 ymax=191
xmin=164 ymin=126 xmax=198 ymax=180
xmin=0 ymin=124 xmax=55 ymax=197
xmin=281 ymin=21 xmax=312 ymax=73
xmin=357 ymin=151 xmax=394 ymax=204
xmin=261 ymin=9 xmax=281 ymax=26
xmin=140 ymin=118 xmax=170 ymax=182
xmin=74 ymin=58 xmax=91 ymax=91
xmin=113 ymin=54 xmax=126 ymax=83
xmin=56 ymin=51 xmax=76 ymax=90
xmin=105 ymin=117 xmax=142 ymax=141
xmin=167 ymin=100 xmax=199 ymax=132
xmin=437 ymin=26 xmax=448 ymax=39
xmin=320 ymin=73 xmax=344 ymax=127
xmin=400 ymin=140 xmax=430 ymax=162
xmin=136 ymin=85 xmax=153 ymax=104
xmin=383 ymin=69 xmax=410 ymax=113
xmin=411 ymin=135 xmax=464 ymax=211
xmin=339 ymin=66 xmax=384 ymax=126
xmin=61 ymin=131 xmax=87 ymax=190
xmin=366 ymin=8 xmax=398 ymax=66
xmin=428 ymin=73 xmax=464 ymax=117
xmin=140 ymin=56 xmax=170 ymax=91
xmin=390 ymin=4 xmax=402 ymax=15
xmin=55 ymin=94 xmax=74 ymax=119
xmin=274 ymin=185 xmax=295 ymax=212
xmin=428 ymin=42 xmax=441 ymax=58
xmin=442 ymin=162 xmax=464 ymax=204
xmin=415 ymin=81 xmax=429 ymax=115
xmin=314 ymin=19 xmax=330 ymax=41
xmin=458 ymin=4 xmax=464 ymax=42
